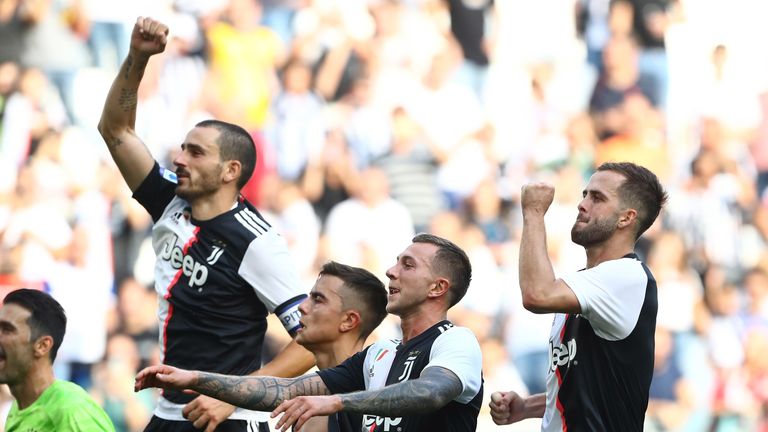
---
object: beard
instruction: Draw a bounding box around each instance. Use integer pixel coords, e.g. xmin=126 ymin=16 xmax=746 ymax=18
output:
xmin=571 ymin=214 xmax=617 ymax=247
xmin=175 ymin=166 xmax=222 ymax=201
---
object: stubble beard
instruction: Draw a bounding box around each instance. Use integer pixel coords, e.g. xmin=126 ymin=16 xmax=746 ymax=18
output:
xmin=571 ymin=216 xmax=617 ymax=247
xmin=175 ymin=167 xmax=222 ymax=202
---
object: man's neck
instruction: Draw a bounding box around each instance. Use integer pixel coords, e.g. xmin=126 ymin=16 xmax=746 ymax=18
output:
xmin=314 ymin=336 xmax=367 ymax=369
xmin=189 ymin=194 xmax=239 ymax=222
xmin=398 ymin=309 xmax=447 ymax=344
xmin=585 ymin=241 xmax=635 ymax=269
xmin=11 ymin=365 xmax=55 ymax=410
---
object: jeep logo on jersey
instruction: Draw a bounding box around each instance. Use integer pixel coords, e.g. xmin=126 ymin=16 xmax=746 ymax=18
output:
xmin=363 ymin=414 xmax=402 ymax=431
xmin=550 ymin=338 xmax=577 ymax=372
xmin=160 ymin=234 xmax=209 ymax=288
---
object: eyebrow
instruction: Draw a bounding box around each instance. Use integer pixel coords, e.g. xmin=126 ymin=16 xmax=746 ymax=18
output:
xmin=310 ymin=290 xmax=328 ymax=300
xmin=0 ymin=319 xmax=15 ymax=329
xmin=583 ymin=188 xmax=608 ymax=200
xmin=398 ymin=252 xmax=417 ymax=261
xmin=400 ymin=253 xmax=433 ymax=272
xmin=181 ymin=142 xmax=207 ymax=152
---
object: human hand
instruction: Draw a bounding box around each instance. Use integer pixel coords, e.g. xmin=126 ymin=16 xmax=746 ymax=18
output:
xmin=271 ymin=395 xmax=342 ymax=432
xmin=182 ymin=395 xmax=237 ymax=432
xmin=130 ymin=16 xmax=169 ymax=57
xmin=134 ymin=364 xmax=197 ymax=392
xmin=489 ymin=391 xmax=526 ymax=425
xmin=521 ymin=182 xmax=555 ymax=216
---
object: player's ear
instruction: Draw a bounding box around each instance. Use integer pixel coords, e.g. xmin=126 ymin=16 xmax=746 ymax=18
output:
xmin=339 ymin=310 xmax=361 ymax=334
xmin=223 ymin=160 xmax=241 ymax=185
xmin=617 ymin=208 xmax=637 ymax=229
xmin=428 ymin=278 xmax=450 ymax=299
xmin=33 ymin=335 xmax=53 ymax=360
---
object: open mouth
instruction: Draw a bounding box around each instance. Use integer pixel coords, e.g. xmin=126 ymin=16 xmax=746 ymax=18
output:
xmin=388 ymin=288 xmax=400 ymax=295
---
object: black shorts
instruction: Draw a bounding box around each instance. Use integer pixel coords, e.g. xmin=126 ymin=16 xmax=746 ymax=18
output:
xmin=144 ymin=416 xmax=269 ymax=432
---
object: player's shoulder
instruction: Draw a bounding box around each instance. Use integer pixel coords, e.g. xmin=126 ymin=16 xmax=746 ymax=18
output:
xmin=435 ymin=325 xmax=480 ymax=346
xmin=368 ymin=338 xmax=400 ymax=353
xmin=588 ymin=255 xmax=648 ymax=280
xmin=217 ymin=202 xmax=280 ymax=242
xmin=45 ymin=380 xmax=99 ymax=410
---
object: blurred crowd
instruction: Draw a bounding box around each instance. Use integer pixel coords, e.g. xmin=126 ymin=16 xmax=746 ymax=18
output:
xmin=1 ymin=0 xmax=768 ymax=430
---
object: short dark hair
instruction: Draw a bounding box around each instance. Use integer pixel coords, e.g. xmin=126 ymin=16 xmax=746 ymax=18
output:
xmin=3 ymin=289 xmax=67 ymax=362
xmin=196 ymin=119 xmax=256 ymax=189
xmin=319 ymin=261 xmax=387 ymax=341
xmin=596 ymin=162 xmax=668 ymax=240
xmin=412 ymin=233 xmax=472 ymax=308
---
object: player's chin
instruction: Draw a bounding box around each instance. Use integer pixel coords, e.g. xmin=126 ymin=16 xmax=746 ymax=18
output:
xmin=174 ymin=185 xmax=195 ymax=200
xmin=385 ymin=302 xmax=400 ymax=315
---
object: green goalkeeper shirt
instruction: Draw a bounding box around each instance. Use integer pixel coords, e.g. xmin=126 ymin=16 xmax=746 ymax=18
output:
xmin=5 ymin=379 xmax=114 ymax=431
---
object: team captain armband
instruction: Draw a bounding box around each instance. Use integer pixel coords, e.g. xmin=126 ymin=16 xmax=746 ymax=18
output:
xmin=275 ymin=295 xmax=306 ymax=336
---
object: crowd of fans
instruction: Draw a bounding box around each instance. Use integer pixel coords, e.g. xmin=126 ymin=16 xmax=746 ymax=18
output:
xmin=1 ymin=0 xmax=767 ymax=430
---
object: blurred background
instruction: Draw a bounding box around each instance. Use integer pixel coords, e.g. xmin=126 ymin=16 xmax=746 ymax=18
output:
xmin=0 ymin=0 xmax=767 ymax=430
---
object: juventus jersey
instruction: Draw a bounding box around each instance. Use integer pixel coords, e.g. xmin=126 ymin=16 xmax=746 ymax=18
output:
xmin=317 ymin=320 xmax=484 ymax=432
xmin=543 ymin=253 xmax=657 ymax=431
xmin=133 ymin=163 xmax=306 ymax=420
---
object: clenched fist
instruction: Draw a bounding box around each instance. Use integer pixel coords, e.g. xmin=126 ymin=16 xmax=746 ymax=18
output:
xmin=488 ymin=391 xmax=526 ymax=425
xmin=130 ymin=16 xmax=169 ymax=56
xmin=521 ymin=182 xmax=555 ymax=216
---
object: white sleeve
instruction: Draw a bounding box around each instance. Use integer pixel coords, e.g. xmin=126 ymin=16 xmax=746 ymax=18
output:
xmin=560 ymin=258 xmax=649 ymax=341
xmin=423 ymin=327 xmax=483 ymax=404
xmin=238 ymin=229 xmax=306 ymax=333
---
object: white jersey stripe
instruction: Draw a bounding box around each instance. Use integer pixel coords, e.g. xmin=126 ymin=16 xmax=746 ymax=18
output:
xmin=235 ymin=213 xmax=261 ymax=236
xmin=243 ymin=208 xmax=269 ymax=231
xmin=240 ymin=211 xmax=265 ymax=234
xmin=238 ymin=209 xmax=267 ymax=235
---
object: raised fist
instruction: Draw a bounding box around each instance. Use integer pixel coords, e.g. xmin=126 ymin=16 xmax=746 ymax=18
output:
xmin=521 ymin=182 xmax=555 ymax=215
xmin=130 ymin=16 xmax=169 ymax=56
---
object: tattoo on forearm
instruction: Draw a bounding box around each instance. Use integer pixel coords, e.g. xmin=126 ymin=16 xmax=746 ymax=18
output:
xmin=121 ymin=54 xmax=149 ymax=81
xmin=194 ymin=373 xmax=329 ymax=411
xmin=122 ymin=55 xmax=133 ymax=80
xmin=118 ymin=88 xmax=137 ymax=113
xmin=340 ymin=367 xmax=463 ymax=416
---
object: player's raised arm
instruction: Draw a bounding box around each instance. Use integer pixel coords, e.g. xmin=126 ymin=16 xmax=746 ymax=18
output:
xmin=98 ymin=16 xmax=168 ymax=192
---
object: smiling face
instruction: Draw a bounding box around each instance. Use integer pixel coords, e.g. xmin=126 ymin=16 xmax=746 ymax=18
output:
xmin=296 ymin=275 xmax=347 ymax=350
xmin=0 ymin=304 xmax=36 ymax=386
xmin=172 ymin=127 xmax=225 ymax=201
xmin=571 ymin=170 xmax=626 ymax=247
xmin=385 ymin=242 xmax=440 ymax=317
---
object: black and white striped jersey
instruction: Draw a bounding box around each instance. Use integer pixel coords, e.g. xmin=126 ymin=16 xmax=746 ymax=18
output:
xmin=133 ymin=162 xmax=306 ymax=421
xmin=543 ymin=253 xmax=657 ymax=432
xmin=317 ymin=320 xmax=484 ymax=432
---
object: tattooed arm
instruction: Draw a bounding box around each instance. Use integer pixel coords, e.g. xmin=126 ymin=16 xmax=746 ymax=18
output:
xmin=195 ymin=372 xmax=330 ymax=410
xmin=340 ymin=366 xmax=462 ymax=415
xmin=135 ymin=364 xmax=330 ymax=411
xmin=98 ymin=16 xmax=167 ymax=192
xmin=271 ymin=366 xmax=463 ymax=431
